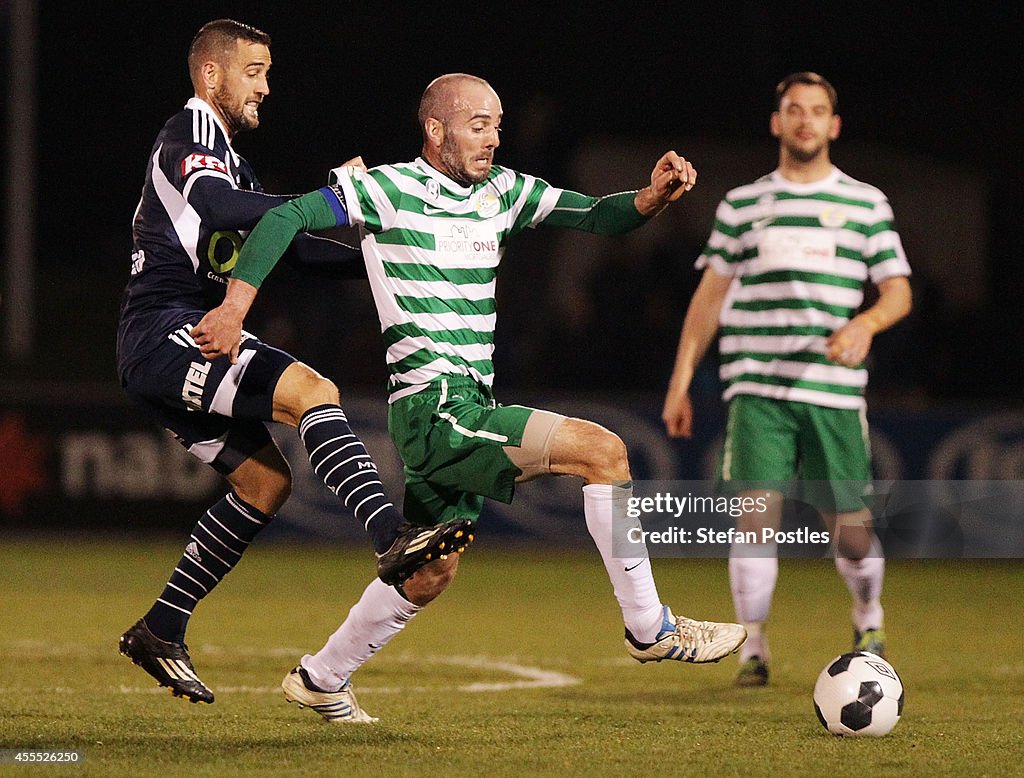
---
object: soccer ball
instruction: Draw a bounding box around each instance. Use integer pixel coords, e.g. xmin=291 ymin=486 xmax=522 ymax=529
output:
xmin=813 ymin=652 xmax=904 ymax=736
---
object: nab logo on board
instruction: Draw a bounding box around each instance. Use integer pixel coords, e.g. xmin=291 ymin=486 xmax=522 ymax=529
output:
xmin=181 ymin=153 xmax=228 ymax=177
xmin=61 ymin=430 xmax=220 ymax=500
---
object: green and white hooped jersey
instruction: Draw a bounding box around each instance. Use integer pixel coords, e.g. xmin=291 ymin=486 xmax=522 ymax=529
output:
xmin=334 ymin=158 xmax=564 ymax=402
xmin=699 ymin=166 xmax=911 ymax=410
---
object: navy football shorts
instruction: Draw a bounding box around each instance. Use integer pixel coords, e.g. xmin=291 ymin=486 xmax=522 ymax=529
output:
xmin=122 ymin=321 xmax=295 ymax=475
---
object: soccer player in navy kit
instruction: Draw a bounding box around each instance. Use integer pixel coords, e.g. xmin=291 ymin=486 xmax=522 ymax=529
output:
xmin=117 ymin=19 xmax=471 ymax=705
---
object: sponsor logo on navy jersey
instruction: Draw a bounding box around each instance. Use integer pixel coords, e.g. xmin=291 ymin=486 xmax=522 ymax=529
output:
xmin=181 ymin=153 xmax=228 ymax=177
xmin=182 ymin=360 xmax=211 ymax=411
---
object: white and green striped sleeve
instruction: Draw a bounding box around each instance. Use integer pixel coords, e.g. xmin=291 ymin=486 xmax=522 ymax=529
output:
xmin=864 ymin=197 xmax=911 ymax=283
xmin=696 ymin=199 xmax=742 ymax=276
xmin=331 ymin=166 xmax=398 ymax=233
xmin=506 ymin=171 xmax=651 ymax=236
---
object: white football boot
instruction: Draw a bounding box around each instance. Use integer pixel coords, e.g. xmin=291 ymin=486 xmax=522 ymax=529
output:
xmin=625 ymin=606 xmax=747 ymax=664
xmin=282 ymin=666 xmax=378 ymax=723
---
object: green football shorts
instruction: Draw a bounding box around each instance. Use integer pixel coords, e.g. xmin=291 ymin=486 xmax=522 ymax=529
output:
xmin=719 ymin=394 xmax=872 ymax=512
xmin=387 ymin=376 xmax=564 ymax=525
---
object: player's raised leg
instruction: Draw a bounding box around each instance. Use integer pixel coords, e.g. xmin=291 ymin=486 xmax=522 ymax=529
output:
xmin=272 ymin=361 xmax=473 ymax=583
xmin=548 ymin=418 xmax=746 ymax=663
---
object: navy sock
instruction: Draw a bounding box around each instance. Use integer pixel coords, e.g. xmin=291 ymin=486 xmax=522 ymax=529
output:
xmin=299 ymin=404 xmax=404 ymax=553
xmin=144 ymin=491 xmax=270 ymax=643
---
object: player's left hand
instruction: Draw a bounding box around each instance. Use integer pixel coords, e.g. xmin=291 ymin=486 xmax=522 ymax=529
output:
xmin=635 ymin=151 xmax=697 ymax=215
xmin=826 ymin=318 xmax=874 ymax=367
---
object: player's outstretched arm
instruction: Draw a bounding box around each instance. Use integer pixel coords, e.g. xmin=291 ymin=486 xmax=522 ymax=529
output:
xmin=541 ymin=151 xmax=697 ymax=236
xmin=192 ymin=188 xmax=348 ymax=363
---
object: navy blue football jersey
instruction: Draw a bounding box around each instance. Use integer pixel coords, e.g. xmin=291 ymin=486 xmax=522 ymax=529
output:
xmin=119 ymin=97 xmax=286 ymax=326
xmin=117 ymin=98 xmax=360 ymax=380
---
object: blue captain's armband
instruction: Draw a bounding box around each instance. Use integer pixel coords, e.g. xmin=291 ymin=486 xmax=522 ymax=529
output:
xmin=318 ymin=185 xmax=349 ymax=228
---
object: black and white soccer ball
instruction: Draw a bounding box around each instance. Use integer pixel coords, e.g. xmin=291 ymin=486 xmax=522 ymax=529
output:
xmin=813 ymin=651 xmax=904 ymax=737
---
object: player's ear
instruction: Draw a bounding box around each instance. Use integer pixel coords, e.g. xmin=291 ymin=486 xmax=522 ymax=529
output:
xmin=201 ymin=61 xmax=219 ymax=91
xmin=769 ymin=111 xmax=782 ymax=138
xmin=828 ymin=114 xmax=842 ymax=141
xmin=424 ymin=117 xmax=444 ymax=149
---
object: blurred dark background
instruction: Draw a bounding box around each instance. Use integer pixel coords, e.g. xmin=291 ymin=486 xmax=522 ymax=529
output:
xmin=2 ymin=1 xmax=1021 ymax=404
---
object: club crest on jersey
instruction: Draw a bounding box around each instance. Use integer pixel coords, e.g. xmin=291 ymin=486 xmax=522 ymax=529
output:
xmin=819 ymin=205 xmax=848 ymax=229
xmin=473 ymin=191 xmax=500 ymax=218
xmin=182 ymin=153 xmax=228 ymax=177
xmin=426 ymin=179 xmax=440 ymax=201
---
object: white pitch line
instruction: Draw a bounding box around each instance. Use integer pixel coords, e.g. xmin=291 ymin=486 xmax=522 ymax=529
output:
xmin=116 ymin=652 xmax=580 ymax=695
xmin=0 ymin=642 xmax=582 ymax=695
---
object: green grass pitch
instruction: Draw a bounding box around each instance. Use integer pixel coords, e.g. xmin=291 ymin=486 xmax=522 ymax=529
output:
xmin=1 ymin=537 xmax=1021 ymax=777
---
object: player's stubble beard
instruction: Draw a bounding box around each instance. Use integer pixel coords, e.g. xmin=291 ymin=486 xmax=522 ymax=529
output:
xmin=214 ymin=84 xmax=259 ymax=137
xmin=439 ymin=128 xmax=489 ymax=187
xmin=784 ymin=135 xmax=828 ymax=164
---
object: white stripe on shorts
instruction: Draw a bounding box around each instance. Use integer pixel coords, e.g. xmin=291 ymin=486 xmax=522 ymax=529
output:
xmin=208 ymin=348 xmax=257 ymax=417
xmin=436 ymin=379 xmax=509 ymax=443
xmin=187 ymin=430 xmax=230 ymax=464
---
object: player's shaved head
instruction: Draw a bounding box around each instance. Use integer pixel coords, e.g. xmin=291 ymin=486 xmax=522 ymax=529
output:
xmin=419 ymin=73 xmax=502 ymax=185
xmin=418 ymin=74 xmax=494 ymax=136
xmin=188 ymin=19 xmax=271 ymax=91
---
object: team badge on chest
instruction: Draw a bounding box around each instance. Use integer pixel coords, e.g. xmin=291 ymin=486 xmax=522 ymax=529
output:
xmin=473 ymin=191 xmax=500 ymax=218
xmin=819 ymin=205 xmax=848 ymax=229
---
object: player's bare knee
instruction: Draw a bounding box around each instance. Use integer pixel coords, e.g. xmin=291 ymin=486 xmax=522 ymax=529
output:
xmin=584 ymin=430 xmax=631 ymax=483
xmin=830 ymin=512 xmax=875 ymax=560
xmin=306 ymin=375 xmax=340 ymax=407
xmin=273 ymin=363 xmax=340 ymax=426
xmin=835 ymin=536 xmax=870 ymax=563
xmin=292 ymin=371 xmax=339 ymax=411
xmin=401 ymin=555 xmax=459 ymax=606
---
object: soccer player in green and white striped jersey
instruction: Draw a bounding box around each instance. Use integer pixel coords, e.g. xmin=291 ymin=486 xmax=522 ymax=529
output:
xmin=662 ymin=72 xmax=912 ymax=687
xmin=329 ymin=142 xmax=637 ymax=403
xmin=196 ymin=73 xmax=748 ymax=721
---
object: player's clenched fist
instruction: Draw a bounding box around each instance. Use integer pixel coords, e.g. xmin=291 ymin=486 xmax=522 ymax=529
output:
xmin=653 ymin=150 xmax=697 ymax=198
xmin=636 ymin=150 xmax=697 ymax=214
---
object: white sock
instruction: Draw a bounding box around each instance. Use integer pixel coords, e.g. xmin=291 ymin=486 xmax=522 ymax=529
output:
xmin=740 ymin=623 xmax=769 ymax=663
xmin=835 ymin=539 xmax=885 ymax=632
xmin=583 ymin=483 xmax=664 ymax=643
xmin=729 ymin=544 xmax=778 ymax=662
xmin=301 ymin=578 xmax=421 ymax=691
